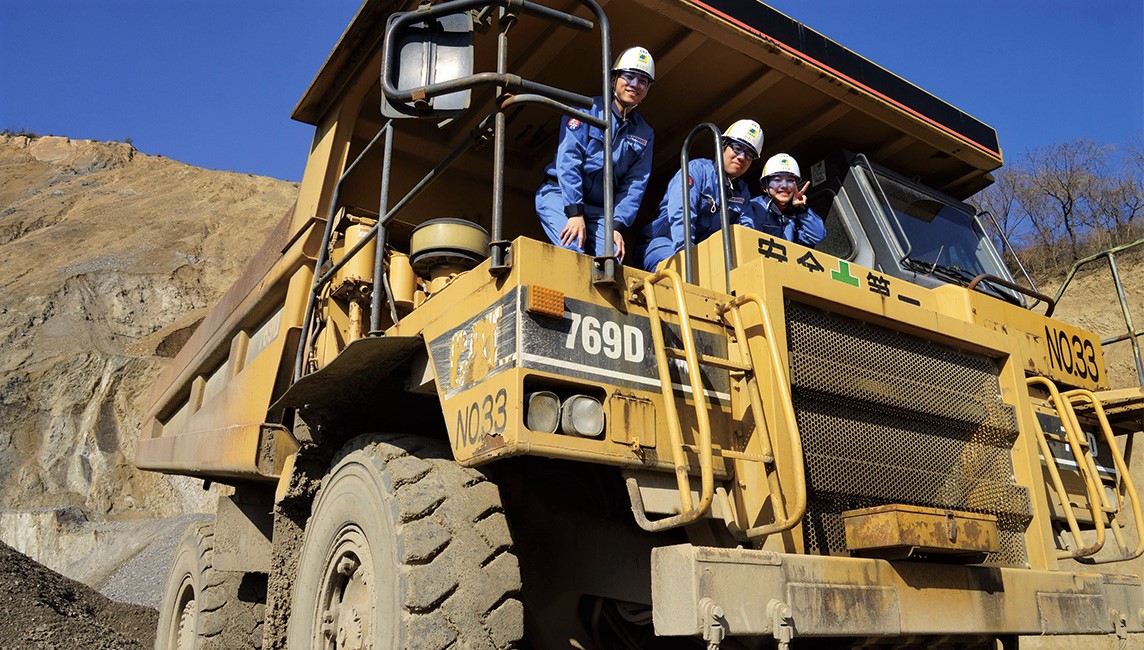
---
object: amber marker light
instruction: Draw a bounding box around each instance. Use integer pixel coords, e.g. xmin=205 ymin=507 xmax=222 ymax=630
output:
xmin=525 ymin=285 xmax=565 ymax=318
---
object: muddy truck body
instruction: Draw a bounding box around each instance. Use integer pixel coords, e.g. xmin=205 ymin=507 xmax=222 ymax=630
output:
xmin=138 ymin=0 xmax=1144 ymax=647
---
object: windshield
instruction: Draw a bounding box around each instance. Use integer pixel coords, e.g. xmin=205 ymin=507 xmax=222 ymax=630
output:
xmin=863 ymin=168 xmax=1021 ymax=304
xmin=876 ymin=172 xmax=995 ymax=273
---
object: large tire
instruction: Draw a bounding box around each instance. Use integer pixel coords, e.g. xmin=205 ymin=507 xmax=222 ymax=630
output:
xmin=287 ymin=434 xmax=523 ymax=649
xmin=155 ymin=522 xmax=265 ymax=650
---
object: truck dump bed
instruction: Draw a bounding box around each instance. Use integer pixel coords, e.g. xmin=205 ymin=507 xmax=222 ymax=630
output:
xmin=292 ymin=0 xmax=1001 ymax=245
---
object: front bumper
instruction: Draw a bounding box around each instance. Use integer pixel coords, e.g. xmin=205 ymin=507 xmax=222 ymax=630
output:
xmin=652 ymin=545 xmax=1142 ymax=641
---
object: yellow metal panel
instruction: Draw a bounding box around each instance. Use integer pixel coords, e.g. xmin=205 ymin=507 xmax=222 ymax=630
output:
xmin=609 ymin=392 xmax=657 ymax=449
xmin=965 ymin=289 xmax=1108 ymax=391
xmin=135 ymin=423 xmax=296 ymax=481
xmin=653 ymin=544 xmax=1143 ymax=637
xmin=403 ymin=238 xmax=741 ymax=477
xmin=842 ymin=504 xmax=1000 ymax=559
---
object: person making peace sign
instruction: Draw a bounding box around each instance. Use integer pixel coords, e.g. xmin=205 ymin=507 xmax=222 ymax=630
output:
xmin=750 ymin=153 xmax=825 ymax=247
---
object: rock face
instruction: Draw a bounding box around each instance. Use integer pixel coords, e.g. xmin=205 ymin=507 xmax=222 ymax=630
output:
xmin=0 ymin=135 xmax=297 ymax=538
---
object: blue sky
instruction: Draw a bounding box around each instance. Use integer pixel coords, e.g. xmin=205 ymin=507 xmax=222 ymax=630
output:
xmin=3 ymin=1 xmax=1141 ymax=182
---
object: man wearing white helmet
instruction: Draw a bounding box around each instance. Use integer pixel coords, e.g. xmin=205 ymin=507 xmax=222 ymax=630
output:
xmin=535 ymin=46 xmax=656 ymax=261
xmin=639 ymin=119 xmax=763 ymax=271
xmin=750 ymin=153 xmax=825 ymax=247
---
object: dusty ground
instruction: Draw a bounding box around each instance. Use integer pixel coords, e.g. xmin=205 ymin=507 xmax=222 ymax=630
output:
xmin=0 ymin=540 xmax=157 ymax=649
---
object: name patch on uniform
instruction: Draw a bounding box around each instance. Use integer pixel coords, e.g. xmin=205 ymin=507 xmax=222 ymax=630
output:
xmin=625 ymin=135 xmax=648 ymax=146
xmin=567 ymin=118 xmax=581 ymax=130
xmin=729 ymin=196 xmax=744 ymax=204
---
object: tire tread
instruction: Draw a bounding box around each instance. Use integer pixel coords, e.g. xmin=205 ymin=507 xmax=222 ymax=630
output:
xmin=303 ymin=434 xmax=523 ymax=649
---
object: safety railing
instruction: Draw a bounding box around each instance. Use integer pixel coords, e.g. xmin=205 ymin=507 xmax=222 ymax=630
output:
xmin=1063 ymin=387 xmax=1144 ymax=563
xmin=719 ymin=294 xmax=806 ymax=540
xmin=1028 ymin=376 xmax=1107 ymax=559
xmin=1027 ymin=375 xmax=1144 ymax=563
xmin=628 ymin=268 xmax=718 ymax=532
xmin=678 ymin=123 xmax=736 ymax=291
xmin=627 ymin=273 xmax=806 ymax=538
xmin=294 ymin=0 xmax=623 ymax=380
xmin=1053 ymin=237 xmax=1144 ymax=386
xmin=293 ymin=117 xmax=499 ymax=379
xmin=382 ymin=0 xmax=625 ymax=285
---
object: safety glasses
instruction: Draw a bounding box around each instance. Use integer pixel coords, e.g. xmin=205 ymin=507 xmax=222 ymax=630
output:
xmin=726 ymin=141 xmax=756 ymax=162
xmin=618 ymin=71 xmax=652 ymax=88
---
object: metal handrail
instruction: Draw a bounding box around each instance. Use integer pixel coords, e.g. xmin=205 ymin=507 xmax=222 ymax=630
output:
xmin=371 ymin=121 xmax=397 ymax=331
xmin=295 ymin=112 xmax=495 ymax=379
xmin=966 ymin=274 xmax=1057 ymax=316
xmin=382 ymin=0 xmax=619 ymax=281
xmin=1063 ymin=388 xmax=1144 ymax=563
xmin=294 ymin=124 xmax=394 ymax=380
xmin=630 ymin=268 xmax=716 ymax=531
xmin=1027 ymin=376 xmax=1106 ymax=559
xmin=678 ymin=123 xmax=733 ymax=290
xmin=296 ymin=0 xmax=617 ymax=380
xmin=1053 ymin=238 xmax=1144 ymax=387
xmin=381 ymin=0 xmax=594 ymax=108
xmin=719 ymin=294 xmax=807 ymax=539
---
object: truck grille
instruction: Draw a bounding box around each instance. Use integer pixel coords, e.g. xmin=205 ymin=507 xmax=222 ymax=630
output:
xmin=785 ymin=301 xmax=1030 ymax=566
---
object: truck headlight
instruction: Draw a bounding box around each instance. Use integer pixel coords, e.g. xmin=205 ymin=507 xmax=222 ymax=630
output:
xmin=525 ymin=391 xmax=560 ymax=433
xmin=560 ymin=394 xmax=604 ymax=438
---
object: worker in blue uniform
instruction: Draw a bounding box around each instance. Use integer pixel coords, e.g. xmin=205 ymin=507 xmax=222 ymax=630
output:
xmin=751 ymin=153 xmax=826 ymax=247
xmin=639 ymin=119 xmax=764 ymax=271
xmin=535 ymin=47 xmax=655 ymax=261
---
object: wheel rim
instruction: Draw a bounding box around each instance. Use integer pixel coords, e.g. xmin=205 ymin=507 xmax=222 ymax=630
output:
xmin=171 ymin=576 xmax=197 ymax=650
xmin=315 ymin=525 xmax=375 ymax=649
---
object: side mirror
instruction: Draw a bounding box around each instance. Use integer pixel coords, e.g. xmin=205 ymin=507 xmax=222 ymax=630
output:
xmin=382 ymin=11 xmax=474 ymax=118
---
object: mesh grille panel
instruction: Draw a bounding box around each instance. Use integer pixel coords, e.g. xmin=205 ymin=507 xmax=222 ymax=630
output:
xmin=786 ymin=302 xmax=1031 ymax=566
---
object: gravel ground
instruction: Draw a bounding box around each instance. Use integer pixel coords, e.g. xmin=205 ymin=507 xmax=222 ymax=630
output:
xmin=98 ymin=513 xmax=210 ymax=608
xmin=0 ymin=514 xmax=214 ymax=649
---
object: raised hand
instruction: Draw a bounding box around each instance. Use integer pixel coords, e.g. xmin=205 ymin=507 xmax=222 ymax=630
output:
xmin=791 ymin=181 xmax=811 ymax=208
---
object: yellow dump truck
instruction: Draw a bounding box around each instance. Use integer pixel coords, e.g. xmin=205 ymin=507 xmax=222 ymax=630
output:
xmin=138 ymin=0 xmax=1144 ymax=647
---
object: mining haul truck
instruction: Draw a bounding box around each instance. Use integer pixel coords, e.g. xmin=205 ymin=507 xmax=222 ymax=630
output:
xmin=138 ymin=0 xmax=1144 ymax=647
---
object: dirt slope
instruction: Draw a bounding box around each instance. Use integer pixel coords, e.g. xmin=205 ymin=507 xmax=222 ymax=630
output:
xmin=1044 ymin=243 xmax=1144 ymax=390
xmin=0 ymin=539 xmax=157 ymax=649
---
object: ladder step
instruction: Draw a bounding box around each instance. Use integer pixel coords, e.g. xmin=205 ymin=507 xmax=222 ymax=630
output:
xmin=664 ymin=347 xmax=751 ymax=372
xmin=1044 ymin=431 xmax=1091 ymax=447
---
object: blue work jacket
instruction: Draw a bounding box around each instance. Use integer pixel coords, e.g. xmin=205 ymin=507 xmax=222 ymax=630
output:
xmin=540 ymin=96 xmax=654 ymax=229
xmin=750 ymin=195 xmax=826 ymax=247
xmin=640 ymin=158 xmax=752 ymax=271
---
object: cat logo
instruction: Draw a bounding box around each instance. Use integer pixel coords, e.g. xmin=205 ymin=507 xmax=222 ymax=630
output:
xmin=449 ymin=306 xmax=503 ymax=389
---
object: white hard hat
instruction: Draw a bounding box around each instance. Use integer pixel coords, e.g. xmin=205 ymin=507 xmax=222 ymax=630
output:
xmin=722 ymin=119 xmax=764 ymax=158
xmin=613 ymin=46 xmax=655 ymax=82
xmin=761 ymin=153 xmax=801 ymax=181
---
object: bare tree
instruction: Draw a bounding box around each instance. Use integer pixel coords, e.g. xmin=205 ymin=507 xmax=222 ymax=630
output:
xmin=1022 ymin=139 xmax=1112 ymax=261
xmin=969 ymin=137 xmax=1143 ymax=278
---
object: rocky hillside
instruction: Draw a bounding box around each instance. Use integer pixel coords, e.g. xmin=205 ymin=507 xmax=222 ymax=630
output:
xmin=0 ymin=135 xmax=297 ymax=573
